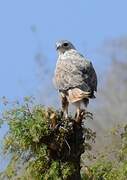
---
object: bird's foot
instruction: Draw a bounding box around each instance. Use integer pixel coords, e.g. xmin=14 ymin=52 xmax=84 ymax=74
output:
xmin=75 ymin=109 xmax=87 ymax=124
xmin=51 ymin=122 xmax=62 ymax=132
xmin=60 ymin=110 xmax=69 ymax=120
xmin=84 ymin=111 xmax=93 ymax=120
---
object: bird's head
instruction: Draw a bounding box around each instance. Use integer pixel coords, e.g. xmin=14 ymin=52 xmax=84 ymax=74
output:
xmin=56 ymin=40 xmax=76 ymax=54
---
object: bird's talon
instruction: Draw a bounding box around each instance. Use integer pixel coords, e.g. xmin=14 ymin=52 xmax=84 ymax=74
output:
xmin=51 ymin=122 xmax=62 ymax=131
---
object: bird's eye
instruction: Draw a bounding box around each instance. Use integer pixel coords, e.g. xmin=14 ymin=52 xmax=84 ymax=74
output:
xmin=63 ymin=43 xmax=68 ymax=47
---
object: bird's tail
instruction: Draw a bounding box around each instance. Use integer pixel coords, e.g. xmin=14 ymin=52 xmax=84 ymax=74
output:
xmin=67 ymin=88 xmax=91 ymax=103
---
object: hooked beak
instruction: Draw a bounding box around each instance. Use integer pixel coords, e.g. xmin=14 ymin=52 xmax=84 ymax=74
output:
xmin=56 ymin=43 xmax=61 ymax=50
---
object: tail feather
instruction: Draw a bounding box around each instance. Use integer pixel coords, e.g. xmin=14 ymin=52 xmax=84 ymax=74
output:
xmin=67 ymin=88 xmax=91 ymax=103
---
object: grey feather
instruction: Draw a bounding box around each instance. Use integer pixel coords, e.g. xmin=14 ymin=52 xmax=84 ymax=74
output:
xmin=54 ymin=41 xmax=97 ymax=98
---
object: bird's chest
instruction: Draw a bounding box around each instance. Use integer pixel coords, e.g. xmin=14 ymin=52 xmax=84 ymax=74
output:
xmin=55 ymin=59 xmax=78 ymax=75
xmin=55 ymin=59 xmax=83 ymax=88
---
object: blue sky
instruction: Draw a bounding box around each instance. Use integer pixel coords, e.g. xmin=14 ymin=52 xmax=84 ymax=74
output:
xmin=0 ymin=0 xmax=127 ymax=103
xmin=0 ymin=0 xmax=127 ymax=171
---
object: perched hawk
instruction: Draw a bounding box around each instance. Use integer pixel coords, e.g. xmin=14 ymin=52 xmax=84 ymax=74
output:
xmin=53 ymin=40 xmax=97 ymax=122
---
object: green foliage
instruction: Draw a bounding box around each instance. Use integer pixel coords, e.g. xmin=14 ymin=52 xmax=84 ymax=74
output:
xmin=0 ymin=119 xmax=3 ymax=128
xmin=82 ymin=160 xmax=127 ymax=180
xmin=2 ymin=97 xmax=127 ymax=179
xmin=0 ymin=97 xmax=95 ymax=180
xmin=82 ymin=124 xmax=127 ymax=180
xmin=120 ymin=125 xmax=127 ymax=161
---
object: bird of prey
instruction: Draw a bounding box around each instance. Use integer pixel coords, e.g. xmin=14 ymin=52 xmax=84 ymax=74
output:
xmin=53 ymin=40 xmax=97 ymax=122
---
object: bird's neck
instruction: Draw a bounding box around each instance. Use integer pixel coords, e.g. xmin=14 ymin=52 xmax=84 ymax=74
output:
xmin=58 ymin=49 xmax=77 ymax=60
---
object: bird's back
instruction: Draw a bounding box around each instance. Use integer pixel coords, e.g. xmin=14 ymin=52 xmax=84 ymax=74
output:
xmin=54 ymin=49 xmax=95 ymax=93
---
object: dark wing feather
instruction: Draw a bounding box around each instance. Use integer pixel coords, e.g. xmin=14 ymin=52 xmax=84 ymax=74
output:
xmin=83 ymin=61 xmax=97 ymax=92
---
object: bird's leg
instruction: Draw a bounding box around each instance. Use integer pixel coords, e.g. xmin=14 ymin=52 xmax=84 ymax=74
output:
xmin=61 ymin=93 xmax=69 ymax=119
xmin=76 ymin=108 xmax=81 ymax=122
xmin=75 ymin=101 xmax=81 ymax=123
